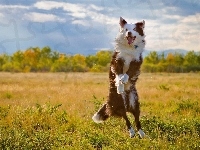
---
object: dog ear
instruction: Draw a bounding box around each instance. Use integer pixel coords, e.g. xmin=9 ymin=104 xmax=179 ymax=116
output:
xmin=135 ymin=21 xmax=144 ymax=36
xmin=136 ymin=21 xmax=145 ymax=29
xmin=119 ymin=17 xmax=127 ymax=27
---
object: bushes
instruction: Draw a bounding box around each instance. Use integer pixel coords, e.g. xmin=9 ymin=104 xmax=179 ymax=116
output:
xmin=142 ymin=51 xmax=200 ymax=73
xmin=0 ymin=104 xmax=199 ymax=149
xmin=0 ymin=47 xmax=112 ymax=72
xmin=0 ymin=104 xmax=70 ymax=149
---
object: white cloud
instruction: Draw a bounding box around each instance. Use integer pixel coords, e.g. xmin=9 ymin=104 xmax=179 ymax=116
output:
xmin=34 ymin=1 xmax=118 ymax=25
xmin=33 ymin=1 xmax=63 ymax=10
xmin=0 ymin=5 xmax=29 ymax=10
xmin=34 ymin=1 xmax=86 ymax=18
xmin=71 ymin=20 xmax=88 ymax=26
xmin=0 ymin=13 xmax=4 ymax=18
xmin=89 ymin=4 xmax=104 ymax=11
xmin=69 ymin=12 xmax=87 ymax=19
xmin=180 ymin=13 xmax=200 ymax=25
xmin=143 ymin=12 xmax=200 ymax=51
xmin=163 ymin=14 xmax=183 ymax=20
xmin=0 ymin=5 xmax=30 ymax=23
xmin=24 ymin=12 xmax=65 ymax=23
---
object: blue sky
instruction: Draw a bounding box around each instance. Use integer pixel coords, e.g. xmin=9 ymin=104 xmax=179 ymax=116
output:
xmin=0 ymin=0 xmax=199 ymax=55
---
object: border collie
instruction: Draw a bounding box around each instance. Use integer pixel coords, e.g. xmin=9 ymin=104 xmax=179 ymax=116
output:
xmin=92 ymin=17 xmax=146 ymax=138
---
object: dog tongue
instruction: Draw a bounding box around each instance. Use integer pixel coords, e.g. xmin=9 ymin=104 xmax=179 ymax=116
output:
xmin=127 ymin=37 xmax=133 ymax=45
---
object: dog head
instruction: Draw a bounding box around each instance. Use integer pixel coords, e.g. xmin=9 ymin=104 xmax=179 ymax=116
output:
xmin=119 ymin=17 xmax=145 ymax=45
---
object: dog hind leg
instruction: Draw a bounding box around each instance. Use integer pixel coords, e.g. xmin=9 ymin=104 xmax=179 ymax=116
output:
xmin=131 ymin=99 xmax=145 ymax=138
xmin=128 ymin=87 xmax=145 ymax=138
xmin=122 ymin=114 xmax=135 ymax=138
xmin=92 ymin=103 xmax=109 ymax=123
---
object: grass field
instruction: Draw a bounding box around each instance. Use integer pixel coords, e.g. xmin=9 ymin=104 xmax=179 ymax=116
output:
xmin=0 ymin=72 xmax=200 ymax=149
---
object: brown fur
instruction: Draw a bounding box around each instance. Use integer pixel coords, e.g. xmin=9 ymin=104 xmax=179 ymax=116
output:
xmin=135 ymin=22 xmax=144 ymax=36
xmin=95 ymin=52 xmax=143 ymax=132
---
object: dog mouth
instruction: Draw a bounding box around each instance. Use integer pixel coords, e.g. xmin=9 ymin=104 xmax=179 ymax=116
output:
xmin=126 ymin=36 xmax=136 ymax=45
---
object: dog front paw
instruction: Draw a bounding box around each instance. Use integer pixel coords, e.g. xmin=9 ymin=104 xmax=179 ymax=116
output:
xmin=115 ymin=74 xmax=123 ymax=86
xmin=120 ymin=74 xmax=129 ymax=84
xmin=115 ymin=74 xmax=125 ymax=94
xmin=117 ymin=82 xmax=124 ymax=94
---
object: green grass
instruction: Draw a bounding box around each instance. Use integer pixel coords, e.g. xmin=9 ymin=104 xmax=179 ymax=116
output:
xmin=0 ymin=72 xmax=200 ymax=149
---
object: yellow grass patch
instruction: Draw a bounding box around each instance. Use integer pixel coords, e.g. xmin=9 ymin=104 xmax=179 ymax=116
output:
xmin=1 ymin=72 xmax=199 ymax=118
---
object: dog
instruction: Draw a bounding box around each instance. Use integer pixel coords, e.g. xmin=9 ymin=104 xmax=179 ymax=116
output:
xmin=92 ymin=17 xmax=146 ymax=138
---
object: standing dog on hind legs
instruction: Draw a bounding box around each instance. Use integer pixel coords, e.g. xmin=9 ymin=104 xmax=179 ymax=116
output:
xmin=92 ymin=17 xmax=146 ymax=138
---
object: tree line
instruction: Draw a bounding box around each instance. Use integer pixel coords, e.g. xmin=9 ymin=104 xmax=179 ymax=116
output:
xmin=0 ymin=47 xmax=111 ymax=72
xmin=0 ymin=46 xmax=199 ymax=73
xmin=142 ymin=51 xmax=200 ymax=72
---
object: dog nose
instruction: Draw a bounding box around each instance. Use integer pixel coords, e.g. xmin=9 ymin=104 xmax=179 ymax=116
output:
xmin=128 ymin=31 xmax=132 ymax=35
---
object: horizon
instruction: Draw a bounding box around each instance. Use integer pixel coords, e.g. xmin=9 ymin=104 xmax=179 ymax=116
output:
xmin=0 ymin=46 xmax=197 ymax=57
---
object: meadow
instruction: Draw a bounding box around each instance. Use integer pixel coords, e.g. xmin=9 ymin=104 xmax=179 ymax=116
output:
xmin=0 ymin=72 xmax=200 ymax=149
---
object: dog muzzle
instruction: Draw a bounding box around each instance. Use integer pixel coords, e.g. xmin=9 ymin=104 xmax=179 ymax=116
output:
xmin=126 ymin=36 xmax=136 ymax=45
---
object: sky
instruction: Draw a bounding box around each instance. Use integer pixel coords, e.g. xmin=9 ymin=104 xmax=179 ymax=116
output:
xmin=0 ymin=0 xmax=199 ymax=55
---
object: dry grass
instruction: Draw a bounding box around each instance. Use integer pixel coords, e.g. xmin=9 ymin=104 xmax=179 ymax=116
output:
xmin=137 ymin=73 xmax=200 ymax=118
xmin=1 ymin=72 xmax=199 ymax=114
xmin=0 ymin=73 xmax=109 ymax=117
xmin=0 ymin=72 xmax=200 ymax=149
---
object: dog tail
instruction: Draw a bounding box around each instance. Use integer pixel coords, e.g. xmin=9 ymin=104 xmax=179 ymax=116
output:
xmin=92 ymin=103 xmax=109 ymax=123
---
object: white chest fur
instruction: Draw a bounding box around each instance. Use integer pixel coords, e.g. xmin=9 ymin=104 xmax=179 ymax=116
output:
xmin=116 ymin=48 xmax=142 ymax=73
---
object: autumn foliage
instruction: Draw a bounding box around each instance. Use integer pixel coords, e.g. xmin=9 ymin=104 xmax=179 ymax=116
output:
xmin=0 ymin=47 xmax=200 ymax=72
xmin=142 ymin=51 xmax=200 ymax=72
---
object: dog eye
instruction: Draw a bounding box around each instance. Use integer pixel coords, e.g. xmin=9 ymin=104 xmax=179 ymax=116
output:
xmin=125 ymin=29 xmax=128 ymax=31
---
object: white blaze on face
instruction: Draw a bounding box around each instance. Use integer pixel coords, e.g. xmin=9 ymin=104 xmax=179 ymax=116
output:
xmin=124 ymin=23 xmax=137 ymax=36
xmin=122 ymin=23 xmax=142 ymax=45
